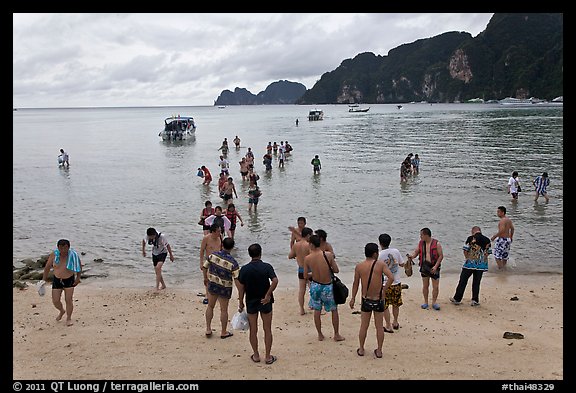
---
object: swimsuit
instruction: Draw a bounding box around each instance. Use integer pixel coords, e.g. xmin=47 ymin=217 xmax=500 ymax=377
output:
xmin=52 ymin=275 xmax=75 ymax=289
xmin=384 ymin=283 xmax=403 ymax=308
xmin=493 ymin=237 xmax=511 ymax=260
xmin=152 ymin=252 xmax=167 ymax=266
xmin=308 ymin=281 xmax=337 ymax=312
xmin=297 ymin=266 xmax=312 ymax=280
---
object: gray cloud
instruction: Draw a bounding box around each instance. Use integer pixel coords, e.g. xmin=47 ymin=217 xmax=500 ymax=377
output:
xmin=13 ymin=13 xmax=493 ymax=108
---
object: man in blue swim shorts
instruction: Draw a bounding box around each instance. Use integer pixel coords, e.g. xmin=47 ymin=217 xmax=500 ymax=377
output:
xmin=303 ymin=235 xmax=345 ymax=342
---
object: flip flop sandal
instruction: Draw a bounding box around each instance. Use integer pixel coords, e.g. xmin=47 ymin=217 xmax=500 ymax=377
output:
xmin=265 ymin=355 xmax=277 ymax=364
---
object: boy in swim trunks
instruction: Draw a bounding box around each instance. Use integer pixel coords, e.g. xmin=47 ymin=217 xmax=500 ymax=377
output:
xmin=42 ymin=239 xmax=82 ymax=326
xmin=491 ymin=206 xmax=515 ymax=270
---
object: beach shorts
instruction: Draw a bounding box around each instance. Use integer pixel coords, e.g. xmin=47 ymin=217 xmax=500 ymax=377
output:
xmin=246 ymin=298 xmax=273 ymax=314
xmin=249 ymin=197 xmax=259 ymax=205
xmin=152 ymin=252 xmax=167 ymax=266
xmin=229 ymin=223 xmax=236 ymax=231
xmin=420 ymin=262 xmax=440 ymax=280
xmin=52 ymin=275 xmax=75 ymax=289
xmin=361 ymin=297 xmax=385 ymax=313
xmin=308 ymin=281 xmax=337 ymax=312
xmin=207 ymin=282 xmax=232 ymax=299
xmin=493 ymin=237 xmax=511 ymax=260
xmin=241 ymin=171 xmax=248 ymax=177
xmin=223 ymin=194 xmax=232 ymax=201
xmin=313 ymin=165 xmax=320 ymax=172
xmin=384 ymin=283 xmax=403 ymax=308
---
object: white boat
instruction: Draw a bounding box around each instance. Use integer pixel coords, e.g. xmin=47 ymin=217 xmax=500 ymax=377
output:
xmin=349 ymin=107 xmax=370 ymax=112
xmin=498 ymin=97 xmax=534 ymax=105
xmin=308 ymin=109 xmax=324 ymax=121
xmin=159 ymin=116 xmax=196 ymax=141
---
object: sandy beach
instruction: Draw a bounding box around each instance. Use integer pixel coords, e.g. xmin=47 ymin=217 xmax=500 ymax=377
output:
xmin=13 ymin=271 xmax=563 ymax=381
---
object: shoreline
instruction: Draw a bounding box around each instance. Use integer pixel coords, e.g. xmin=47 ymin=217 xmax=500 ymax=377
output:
xmin=13 ymin=270 xmax=563 ymax=380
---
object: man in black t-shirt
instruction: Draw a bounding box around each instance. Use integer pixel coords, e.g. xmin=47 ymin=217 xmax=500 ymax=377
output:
xmin=238 ymin=243 xmax=279 ymax=365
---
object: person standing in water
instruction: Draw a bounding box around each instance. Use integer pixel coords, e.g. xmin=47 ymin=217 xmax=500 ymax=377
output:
xmin=533 ymin=172 xmax=550 ymax=203
xmin=311 ymin=155 xmax=321 ymax=175
xmin=58 ymin=149 xmax=70 ymax=167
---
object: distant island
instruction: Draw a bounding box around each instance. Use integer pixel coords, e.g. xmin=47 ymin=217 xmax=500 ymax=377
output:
xmin=213 ymin=13 xmax=562 ymax=105
xmin=214 ymin=80 xmax=307 ymax=106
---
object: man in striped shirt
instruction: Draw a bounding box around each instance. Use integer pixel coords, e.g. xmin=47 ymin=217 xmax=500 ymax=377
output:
xmin=533 ymin=172 xmax=550 ymax=202
xmin=202 ymin=237 xmax=240 ymax=338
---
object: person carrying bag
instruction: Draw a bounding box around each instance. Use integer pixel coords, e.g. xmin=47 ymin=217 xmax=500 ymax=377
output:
xmin=323 ymin=251 xmax=348 ymax=304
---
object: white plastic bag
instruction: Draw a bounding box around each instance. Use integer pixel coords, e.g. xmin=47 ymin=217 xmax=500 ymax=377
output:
xmin=36 ymin=280 xmax=46 ymax=297
xmin=231 ymin=310 xmax=249 ymax=331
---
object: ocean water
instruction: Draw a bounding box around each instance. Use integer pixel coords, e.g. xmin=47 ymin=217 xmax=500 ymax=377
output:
xmin=12 ymin=104 xmax=563 ymax=288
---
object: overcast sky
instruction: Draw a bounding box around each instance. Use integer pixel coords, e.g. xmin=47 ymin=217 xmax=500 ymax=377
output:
xmin=13 ymin=13 xmax=494 ymax=108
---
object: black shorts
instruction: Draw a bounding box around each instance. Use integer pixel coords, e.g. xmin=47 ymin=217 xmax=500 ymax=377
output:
xmin=361 ymin=297 xmax=385 ymax=313
xmin=246 ymin=298 xmax=273 ymax=314
xmin=152 ymin=252 xmax=167 ymax=266
xmin=230 ymin=223 xmax=236 ymax=231
xmin=52 ymin=275 xmax=75 ymax=289
xmin=223 ymin=194 xmax=232 ymax=201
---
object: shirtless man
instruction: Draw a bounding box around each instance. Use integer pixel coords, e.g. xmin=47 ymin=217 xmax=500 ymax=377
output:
xmin=221 ymin=177 xmax=238 ymax=206
xmin=491 ymin=206 xmax=515 ymax=270
xmin=303 ymin=235 xmax=345 ymax=342
xmin=289 ymin=216 xmax=307 ymax=249
xmin=349 ymin=243 xmax=394 ymax=358
xmin=233 ymin=135 xmax=241 ymax=149
xmin=200 ymin=224 xmax=223 ymax=304
xmin=288 ymin=227 xmax=313 ymax=315
xmin=42 ymin=239 xmax=82 ymax=326
xmin=239 ymin=157 xmax=249 ymax=181
xmin=315 ymin=229 xmax=335 ymax=255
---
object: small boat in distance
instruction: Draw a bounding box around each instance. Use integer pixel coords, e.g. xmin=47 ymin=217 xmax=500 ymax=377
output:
xmin=308 ymin=109 xmax=324 ymax=121
xmin=159 ymin=115 xmax=196 ymax=141
xmin=349 ymin=107 xmax=370 ymax=112
xmin=397 ymin=105 xmax=403 ymax=109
